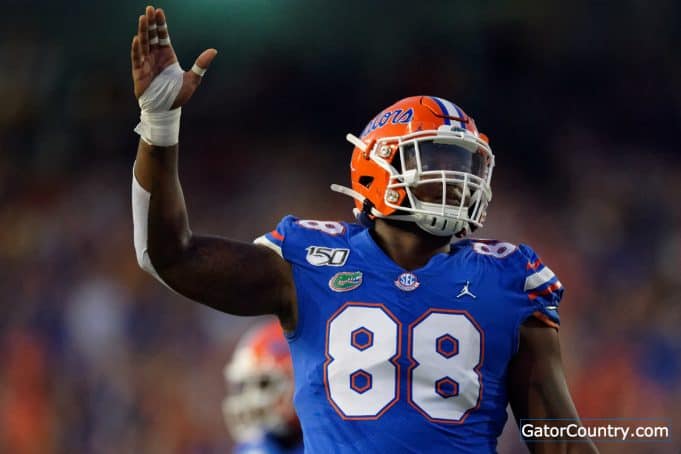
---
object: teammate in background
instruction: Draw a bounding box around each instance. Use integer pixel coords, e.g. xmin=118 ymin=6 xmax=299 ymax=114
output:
xmin=223 ymin=320 xmax=303 ymax=454
xmin=130 ymin=6 xmax=597 ymax=453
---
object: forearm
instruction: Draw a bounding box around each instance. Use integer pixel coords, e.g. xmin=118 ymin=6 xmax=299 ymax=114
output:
xmin=510 ymin=320 xmax=599 ymax=453
xmin=524 ymin=366 xmax=597 ymax=453
xmin=131 ymin=139 xmax=296 ymax=321
xmin=134 ymin=139 xmax=191 ymax=269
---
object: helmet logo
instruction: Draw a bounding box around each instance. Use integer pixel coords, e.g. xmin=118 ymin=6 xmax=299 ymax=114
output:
xmin=360 ymin=108 xmax=414 ymax=137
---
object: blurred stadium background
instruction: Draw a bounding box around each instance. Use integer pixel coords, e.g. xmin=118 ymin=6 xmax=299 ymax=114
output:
xmin=1 ymin=0 xmax=679 ymax=452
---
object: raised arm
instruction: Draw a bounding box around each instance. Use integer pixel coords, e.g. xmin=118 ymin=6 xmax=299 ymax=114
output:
xmin=507 ymin=318 xmax=598 ymax=453
xmin=130 ymin=6 xmax=296 ymax=329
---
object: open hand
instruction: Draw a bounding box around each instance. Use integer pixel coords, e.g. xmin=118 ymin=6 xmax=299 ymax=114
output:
xmin=130 ymin=5 xmax=217 ymax=109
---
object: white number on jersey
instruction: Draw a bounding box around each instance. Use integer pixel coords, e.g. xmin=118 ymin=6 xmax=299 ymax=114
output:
xmin=325 ymin=304 xmax=399 ymax=418
xmin=297 ymin=219 xmax=345 ymax=235
xmin=471 ymin=241 xmax=516 ymax=258
xmin=325 ymin=304 xmax=483 ymax=423
xmin=409 ymin=310 xmax=482 ymax=422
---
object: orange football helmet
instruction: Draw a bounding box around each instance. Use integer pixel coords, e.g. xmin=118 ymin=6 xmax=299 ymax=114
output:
xmin=331 ymin=96 xmax=494 ymax=237
xmin=222 ymin=320 xmax=299 ymax=442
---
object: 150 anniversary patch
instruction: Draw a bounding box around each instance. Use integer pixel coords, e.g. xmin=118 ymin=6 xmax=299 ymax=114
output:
xmin=306 ymin=246 xmax=350 ymax=266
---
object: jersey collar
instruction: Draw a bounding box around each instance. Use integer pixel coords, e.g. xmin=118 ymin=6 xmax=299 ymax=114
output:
xmin=349 ymin=227 xmax=451 ymax=274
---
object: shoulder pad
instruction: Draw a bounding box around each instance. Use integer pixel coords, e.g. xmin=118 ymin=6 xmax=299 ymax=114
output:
xmin=516 ymin=244 xmax=563 ymax=328
xmin=254 ymin=216 xmax=354 ymax=266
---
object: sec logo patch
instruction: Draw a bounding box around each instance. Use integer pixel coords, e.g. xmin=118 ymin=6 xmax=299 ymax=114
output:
xmin=395 ymin=272 xmax=420 ymax=291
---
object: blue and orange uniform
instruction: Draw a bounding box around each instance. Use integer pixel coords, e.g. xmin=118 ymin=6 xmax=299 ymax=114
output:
xmin=255 ymin=216 xmax=563 ymax=453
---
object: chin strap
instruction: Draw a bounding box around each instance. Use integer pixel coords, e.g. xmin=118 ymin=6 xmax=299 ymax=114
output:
xmin=345 ymin=133 xmax=368 ymax=151
xmin=330 ymin=184 xmax=384 ymax=218
xmin=330 ymin=183 xmax=419 ymax=223
xmin=330 ymin=183 xmax=364 ymax=202
xmin=330 ymin=184 xmax=382 ymax=227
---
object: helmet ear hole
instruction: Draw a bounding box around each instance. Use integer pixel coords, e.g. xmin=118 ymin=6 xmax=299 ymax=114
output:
xmin=358 ymin=176 xmax=374 ymax=189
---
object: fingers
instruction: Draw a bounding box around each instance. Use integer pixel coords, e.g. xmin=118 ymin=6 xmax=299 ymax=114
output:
xmin=188 ymin=49 xmax=218 ymax=84
xmin=196 ymin=49 xmax=218 ymax=69
xmin=155 ymin=8 xmax=170 ymax=47
xmin=171 ymin=49 xmax=218 ymax=108
xmin=146 ymin=6 xmax=159 ymax=49
xmin=138 ymin=15 xmax=149 ymax=58
xmin=131 ymin=36 xmax=143 ymax=69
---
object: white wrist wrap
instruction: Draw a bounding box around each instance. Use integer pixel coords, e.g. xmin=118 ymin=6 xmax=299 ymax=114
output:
xmin=134 ymin=62 xmax=184 ymax=146
xmin=135 ymin=109 xmax=181 ymax=146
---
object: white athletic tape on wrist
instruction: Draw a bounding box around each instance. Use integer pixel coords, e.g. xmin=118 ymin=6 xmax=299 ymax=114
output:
xmin=159 ymin=37 xmax=171 ymax=46
xmin=135 ymin=109 xmax=181 ymax=146
xmin=134 ymin=62 xmax=183 ymax=146
xmin=191 ymin=63 xmax=207 ymax=77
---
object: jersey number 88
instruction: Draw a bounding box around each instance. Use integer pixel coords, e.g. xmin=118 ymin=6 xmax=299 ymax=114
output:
xmin=324 ymin=303 xmax=483 ymax=423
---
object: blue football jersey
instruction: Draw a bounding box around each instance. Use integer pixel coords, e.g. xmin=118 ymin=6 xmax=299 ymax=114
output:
xmin=254 ymin=216 xmax=563 ymax=453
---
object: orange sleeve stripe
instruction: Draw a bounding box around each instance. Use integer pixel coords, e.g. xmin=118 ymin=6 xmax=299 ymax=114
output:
xmin=527 ymin=281 xmax=562 ymax=300
xmin=532 ymin=311 xmax=560 ymax=330
xmin=270 ymin=230 xmax=285 ymax=241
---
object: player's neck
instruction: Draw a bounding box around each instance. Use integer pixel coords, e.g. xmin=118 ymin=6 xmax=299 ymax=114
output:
xmin=371 ymin=218 xmax=452 ymax=270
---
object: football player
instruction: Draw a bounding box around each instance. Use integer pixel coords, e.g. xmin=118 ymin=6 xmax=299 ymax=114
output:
xmin=130 ymin=6 xmax=597 ymax=453
xmin=224 ymin=320 xmax=303 ymax=454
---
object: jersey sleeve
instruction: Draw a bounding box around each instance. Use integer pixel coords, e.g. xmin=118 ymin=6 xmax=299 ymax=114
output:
xmin=517 ymin=244 xmax=563 ymax=329
xmin=253 ymin=215 xmax=297 ymax=262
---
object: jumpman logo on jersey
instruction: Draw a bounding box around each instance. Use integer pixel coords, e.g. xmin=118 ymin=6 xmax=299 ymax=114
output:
xmin=456 ymin=281 xmax=476 ymax=299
